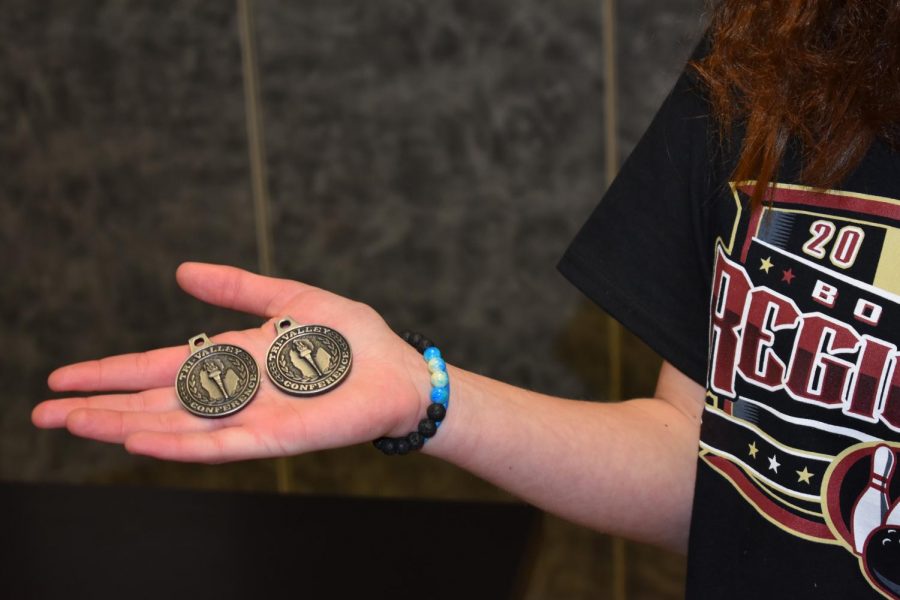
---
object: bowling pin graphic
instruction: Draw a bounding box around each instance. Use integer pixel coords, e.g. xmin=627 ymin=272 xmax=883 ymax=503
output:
xmin=885 ymin=475 xmax=900 ymax=527
xmin=852 ymin=445 xmax=896 ymax=554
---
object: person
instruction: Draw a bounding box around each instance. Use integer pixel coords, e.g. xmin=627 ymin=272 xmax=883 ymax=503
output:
xmin=32 ymin=2 xmax=900 ymax=597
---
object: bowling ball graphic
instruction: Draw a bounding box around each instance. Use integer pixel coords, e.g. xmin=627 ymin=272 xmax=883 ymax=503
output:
xmin=864 ymin=526 xmax=900 ymax=597
xmin=822 ymin=445 xmax=900 ymax=551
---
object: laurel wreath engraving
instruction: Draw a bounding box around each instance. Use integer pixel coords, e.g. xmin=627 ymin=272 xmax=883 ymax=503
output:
xmin=277 ymin=345 xmax=298 ymax=379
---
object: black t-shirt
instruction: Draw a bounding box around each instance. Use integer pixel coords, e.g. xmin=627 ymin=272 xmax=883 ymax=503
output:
xmin=558 ymin=46 xmax=900 ymax=598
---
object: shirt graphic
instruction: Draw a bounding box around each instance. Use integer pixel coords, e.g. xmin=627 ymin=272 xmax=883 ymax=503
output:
xmin=703 ymin=182 xmax=900 ymax=598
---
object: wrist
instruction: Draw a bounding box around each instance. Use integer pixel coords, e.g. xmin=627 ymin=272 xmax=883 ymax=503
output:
xmin=374 ymin=332 xmax=459 ymax=455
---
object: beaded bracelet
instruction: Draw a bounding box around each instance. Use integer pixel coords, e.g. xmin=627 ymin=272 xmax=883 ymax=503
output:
xmin=372 ymin=331 xmax=449 ymax=455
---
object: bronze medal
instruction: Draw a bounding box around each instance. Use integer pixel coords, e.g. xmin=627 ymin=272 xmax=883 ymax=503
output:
xmin=266 ymin=317 xmax=352 ymax=396
xmin=175 ymin=334 xmax=260 ymax=418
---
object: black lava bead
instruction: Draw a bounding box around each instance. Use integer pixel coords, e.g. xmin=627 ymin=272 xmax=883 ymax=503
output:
xmin=408 ymin=432 xmax=425 ymax=450
xmin=418 ymin=418 xmax=437 ymax=438
xmin=383 ymin=438 xmax=399 ymax=455
xmin=427 ymin=403 xmax=446 ymax=422
xmin=396 ymin=439 xmax=411 ymax=455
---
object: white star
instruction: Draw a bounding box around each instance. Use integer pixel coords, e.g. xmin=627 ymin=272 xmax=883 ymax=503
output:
xmin=768 ymin=455 xmax=780 ymax=473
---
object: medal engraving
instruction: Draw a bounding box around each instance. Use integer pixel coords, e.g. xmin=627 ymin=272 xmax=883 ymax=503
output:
xmin=266 ymin=317 xmax=352 ymax=395
xmin=176 ymin=334 xmax=260 ymax=418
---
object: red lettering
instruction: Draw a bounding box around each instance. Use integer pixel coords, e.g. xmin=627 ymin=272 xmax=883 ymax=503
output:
xmin=785 ymin=315 xmax=860 ymax=406
xmin=707 ymin=249 xmax=900 ymax=431
xmin=710 ymin=249 xmax=752 ymax=396
xmin=880 ymin=357 xmax=900 ymax=430
xmin=846 ymin=336 xmax=895 ymax=421
xmin=737 ymin=288 xmax=799 ymax=389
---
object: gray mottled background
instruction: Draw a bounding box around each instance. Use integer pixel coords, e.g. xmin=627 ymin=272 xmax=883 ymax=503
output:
xmin=1 ymin=1 xmax=706 ymax=597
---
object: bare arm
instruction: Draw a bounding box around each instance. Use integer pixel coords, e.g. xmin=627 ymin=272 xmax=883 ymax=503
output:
xmin=424 ymin=361 xmax=703 ymax=552
xmin=32 ymin=263 xmax=704 ymax=552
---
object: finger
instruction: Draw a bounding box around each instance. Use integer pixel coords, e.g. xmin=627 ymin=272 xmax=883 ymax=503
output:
xmin=47 ymin=327 xmax=260 ymax=393
xmin=177 ymin=262 xmax=316 ymax=318
xmin=125 ymin=428 xmax=265 ymax=463
xmin=48 ymin=346 xmax=186 ymax=392
xmin=33 ymin=388 xmax=177 ymax=428
xmin=65 ymin=407 xmax=215 ymax=444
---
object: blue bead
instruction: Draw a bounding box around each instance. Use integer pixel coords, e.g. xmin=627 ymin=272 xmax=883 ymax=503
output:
xmin=430 ymin=387 xmax=449 ymax=403
xmin=423 ymin=347 xmax=442 ymax=362
xmin=427 ymin=357 xmax=446 ymax=373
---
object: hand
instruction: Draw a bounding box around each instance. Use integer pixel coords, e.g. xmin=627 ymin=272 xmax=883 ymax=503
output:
xmin=32 ymin=263 xmax=428 ymax=463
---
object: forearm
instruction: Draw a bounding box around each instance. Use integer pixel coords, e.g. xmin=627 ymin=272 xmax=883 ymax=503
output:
xmin=421 ymin=365 xmax=702 ymax=553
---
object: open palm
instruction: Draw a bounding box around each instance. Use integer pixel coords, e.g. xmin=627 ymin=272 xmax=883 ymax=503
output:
xmin=32 ymin=263 xmax=427 ymax=463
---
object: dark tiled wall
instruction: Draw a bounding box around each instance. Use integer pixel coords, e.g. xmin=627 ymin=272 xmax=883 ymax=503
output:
xmin=2 ymin=1 xmax=261 ymax=481
xmin=617 ymin=0 xmax=709 ymax=156
xmin=2 ymin=1 xmax=705 ymax=596
xmin=2 ymin=0 xmax=705 ymax=484
xmin=258 ymin=1 xmax=609 ymax=393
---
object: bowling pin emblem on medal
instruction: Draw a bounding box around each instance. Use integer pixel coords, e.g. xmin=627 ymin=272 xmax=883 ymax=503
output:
xmin=266 ymin=317 xmax=352 ymax=395
xmin=175 ymin=334 xmax=260 ymax=417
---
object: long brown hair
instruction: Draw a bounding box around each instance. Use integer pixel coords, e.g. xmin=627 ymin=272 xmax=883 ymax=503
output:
xmin=692 ymin=1 xmax=900 ymax=205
